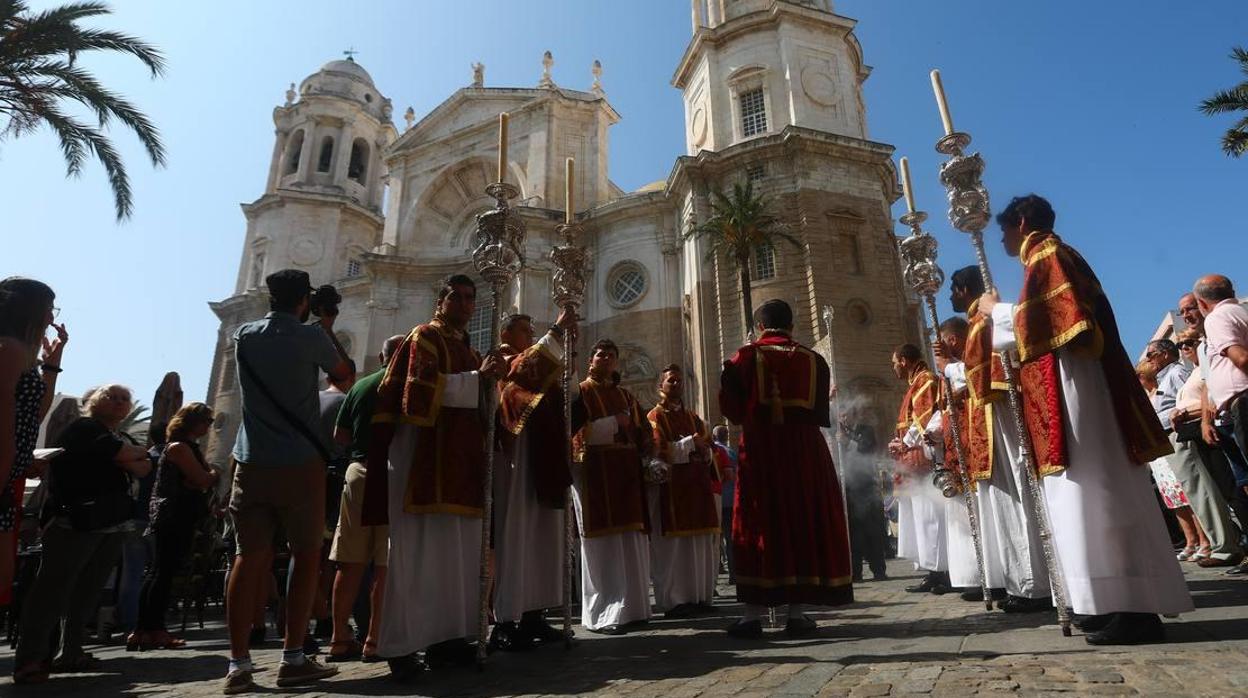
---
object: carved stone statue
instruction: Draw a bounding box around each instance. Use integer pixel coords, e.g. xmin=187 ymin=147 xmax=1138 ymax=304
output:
xmin=471 ymin=62 xmax=484 ymax=87
xmin=284 ymin=82 xmax=296 ymax=107
xmin=539 ymin=50 xmax=555 ymax=88
xmin=404 ymin=106 xmax=415 ymax=131
xmin=591 ymin=59 xmax=603 ymax=95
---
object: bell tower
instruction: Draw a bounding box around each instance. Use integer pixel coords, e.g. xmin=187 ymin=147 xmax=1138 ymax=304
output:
xmin=205 ymin=56 xmax=397 ymax=468
xmin=675 ymin=0 xmax=868 ymax=156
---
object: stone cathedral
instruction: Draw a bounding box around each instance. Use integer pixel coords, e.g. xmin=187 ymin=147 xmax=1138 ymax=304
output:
xmin=204 ymin=0 xmax=921 ymax=466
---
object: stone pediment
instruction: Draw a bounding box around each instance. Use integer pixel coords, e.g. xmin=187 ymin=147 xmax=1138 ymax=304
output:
xmin=389 ymin=86 xmax=615 ymax=157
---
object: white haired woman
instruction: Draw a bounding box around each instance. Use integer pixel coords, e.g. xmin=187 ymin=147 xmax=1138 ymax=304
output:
xmin=13 ymin=384 xmax=151 ymax=685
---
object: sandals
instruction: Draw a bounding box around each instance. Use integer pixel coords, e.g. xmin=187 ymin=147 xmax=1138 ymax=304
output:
xmin=13 ymin=661 xmax=51 ymax=685
xmin=326 ymin=639 xmax=363 ymax=663
xmin=147 ymin=631 xmax=188 ymax=650
xmin=1177 ymin=546 xmax=1197 ymax=561
xmin=362 ymin=640 xmax=382 ymax=663
xmin=1191 ymin=546 xmax=1213 ymax=561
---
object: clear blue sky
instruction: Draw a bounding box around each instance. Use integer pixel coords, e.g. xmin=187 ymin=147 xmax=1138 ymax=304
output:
xmin=3 ymin=0 xmax=1245 ymax=406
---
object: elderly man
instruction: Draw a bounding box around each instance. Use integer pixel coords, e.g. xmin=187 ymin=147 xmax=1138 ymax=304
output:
xmin=1195 ymin=276 xmax=1248 ymax=494
xmin=1148 ymin=337 xmax=1242 ymax=567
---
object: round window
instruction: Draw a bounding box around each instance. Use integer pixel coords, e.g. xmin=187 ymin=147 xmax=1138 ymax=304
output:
xmin=846 ymin=299 xmax=872 ymax=327
xmin=607 ymin=262 xmax=648 ymax=308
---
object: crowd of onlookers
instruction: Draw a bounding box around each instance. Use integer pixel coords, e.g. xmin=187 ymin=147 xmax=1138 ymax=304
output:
xmin=3 ymin=268 xmax=1248 ymax=687
xmin=1132 ymin=277 xmax=1248 ymax=572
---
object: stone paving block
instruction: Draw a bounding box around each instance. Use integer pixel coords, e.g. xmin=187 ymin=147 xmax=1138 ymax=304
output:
xmin=774 ymin=662 xmax=843 ymax=696
xmin=1078 ymin=670 xmax=1125 ymax=684
xmin=848 ymin=683 xmax=892 ymax=697
xmin=1084 ymin=685 xmax=1138 ymax=695
xmin=905 ymin=666 xmax=943 ymax=681
xmin=892 ymin=679 xmax=936 ymax=693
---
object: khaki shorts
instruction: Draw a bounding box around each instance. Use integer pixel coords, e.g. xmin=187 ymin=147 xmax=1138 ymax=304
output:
xmin=330 ymin=462 xmax=389 ymax=566
xmin=229 ymin=458 xmax=325 ymax=555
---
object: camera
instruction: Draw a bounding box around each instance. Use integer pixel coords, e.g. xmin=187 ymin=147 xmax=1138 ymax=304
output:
xmin=310 ymin=284 xmax=342 ymax=318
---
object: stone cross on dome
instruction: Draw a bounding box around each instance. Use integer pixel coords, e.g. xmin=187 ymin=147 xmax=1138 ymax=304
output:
xmin=343 ymin=46 xmax=359 ymax=61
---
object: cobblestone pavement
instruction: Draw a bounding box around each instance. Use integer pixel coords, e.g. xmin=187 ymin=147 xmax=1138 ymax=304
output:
xmin=3 ymin=558 xmax=1247 ymax=696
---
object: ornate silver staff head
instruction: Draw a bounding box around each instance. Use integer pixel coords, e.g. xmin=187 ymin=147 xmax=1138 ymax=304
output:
xmin=473 ymin=181 xmax=526 ymax=285
xmin=551 ymin=222 xmax=587 ymax=311
xmin=935 ymin=133 xmax=991 ymax=237
xmin=897 ymin=211 xmax=958 ymax=500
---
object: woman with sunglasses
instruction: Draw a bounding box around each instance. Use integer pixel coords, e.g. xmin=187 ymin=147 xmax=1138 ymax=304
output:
xmin=0 ymin=278 xmax=65 ymax=614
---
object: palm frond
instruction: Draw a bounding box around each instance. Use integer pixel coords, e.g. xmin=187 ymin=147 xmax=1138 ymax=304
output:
xmin=0 ymin=0 xmax=165 ymax=219
xmin=1221 ymin=116 xmax=1248 ymax=157
xmin=1234 ymin=46 xmax=1248 ymax=77
xmin=1199 ymin=86 xmax=1248 ymax=116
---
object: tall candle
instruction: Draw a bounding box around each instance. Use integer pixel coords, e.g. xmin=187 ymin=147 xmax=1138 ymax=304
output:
xmin=565 ymin=157 xmax=575 ymax=224
xmin=930 ymin=70 xmax=954 ymax=136
xmin=496 ymin=112 xmax=509 ymax=183
xmin=899 ymin=156 xmax=916 ymax=214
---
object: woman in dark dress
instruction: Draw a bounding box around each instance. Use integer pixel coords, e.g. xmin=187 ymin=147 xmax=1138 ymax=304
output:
xmin=129 ymin=402 xmax=219 ymax=650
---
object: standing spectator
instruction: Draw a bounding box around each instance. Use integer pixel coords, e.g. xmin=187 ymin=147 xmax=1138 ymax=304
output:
xmin=14 ymin=385 xmax=151 ymax=684
xmin=711 ymin=425 xmax=736 ymax=584
xmin=313 ymin=365 xmax=356 ymax=642
xmin=1194 ymin=276 xmax=1248 ymax=485
xmin=0 ymin=277 xmax=64 ymax=609
xmin=327 ymin=336 xmax=402 ymax=662
xmin=1137 ymin=361 xmax=1209 ymax=559
xmin=116 ymin=421 xmax=163 ymax=639
xmin=1151 ymin=331 xmax=1243 ymax=567
xmin=223 ymin=270 xmax=351 ymax=694
xmin=839 ymin=407 xmax=888 ymax=582
xmin=129 ymin=403 xmax=218 ymax=650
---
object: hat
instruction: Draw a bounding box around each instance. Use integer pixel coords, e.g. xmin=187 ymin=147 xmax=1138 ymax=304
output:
xmin=266 ymin=269 xmax=313 ymax=301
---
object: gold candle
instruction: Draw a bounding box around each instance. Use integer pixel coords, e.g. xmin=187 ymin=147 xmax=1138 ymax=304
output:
xmin=565 ymin=158 xmax=575 ymax=224
xmin=930 ymin=69 xmax=954 ymax=137
xmin=496 ymin=112 xmax=509 ymax=183
xmin=899 ymin=156 xmax=916 ymax=214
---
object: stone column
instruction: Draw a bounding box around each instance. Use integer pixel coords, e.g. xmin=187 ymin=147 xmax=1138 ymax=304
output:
xmin=297 ymin=120 xmax=317 ymax=181
xmin=333 ymin=121 xmax=355 ymax=185
xmin=266 ymin=129 xmax=287 ymax=193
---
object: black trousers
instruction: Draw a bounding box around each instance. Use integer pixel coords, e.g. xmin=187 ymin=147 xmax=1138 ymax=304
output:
xmin=135 ymin=518 xmax=195 ymax=632
xmin=846 ymin=484 xmax=887 ymax=578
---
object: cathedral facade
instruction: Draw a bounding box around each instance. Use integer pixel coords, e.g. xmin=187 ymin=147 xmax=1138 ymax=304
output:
xmin=204 ymin=0 xmax=921 ymax=466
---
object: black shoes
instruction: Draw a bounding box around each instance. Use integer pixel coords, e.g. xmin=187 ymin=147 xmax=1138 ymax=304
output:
xmin=387 ymin=654 xmax=426 ymax=683
xmin=905 ymin=571 xmax=952 ymax=594
xmin=520 ymin=614 xmax=572 ymax=644
xmin=1000 ymin=595 xmax=1052 ymax=613
xmin=784 ymin=616 xmax=819 ymax=638
xmin=1084 ymin=613 xmax=1165 ymax=645
xmin=1071 ymin=613 xmax=1112 ymax=633
xmin=725 ymin=619 xmax=763 ymax=639
xmin=958 ymin=587 xmax=1007 ymax=603
xmin=423 ymin=638 xmax=477 ymax=669
xmin=489 ymin=621 xmax=536 ymax=652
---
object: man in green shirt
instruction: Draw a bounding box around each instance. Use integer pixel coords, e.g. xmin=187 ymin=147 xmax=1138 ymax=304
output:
xmin=326 ymin=334 xmax=405 ymax=662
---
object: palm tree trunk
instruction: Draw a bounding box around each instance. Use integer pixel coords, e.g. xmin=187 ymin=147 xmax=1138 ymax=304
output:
xmin=738 ymin=261 xmax=754 ymax=343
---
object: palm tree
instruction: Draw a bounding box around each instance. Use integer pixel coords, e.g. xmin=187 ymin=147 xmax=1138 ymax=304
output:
xmin=1199 ymin=46 xmax=1248 ymax=158
xmin=119 ymin=401 xmax=150 ymax=445
xmin=684 ymin=180 xmax=801 ymax=339
xmin=0 ymin=1 xmax=166 ymax=220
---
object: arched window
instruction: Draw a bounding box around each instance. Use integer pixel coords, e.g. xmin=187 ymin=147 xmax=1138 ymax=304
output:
xmin=348 ymin=138 xmax=369 ymax=183
xmin=284 ymin=130 xmax=304 ymax=175
xmin=753 ymin=243 xmax=776 ymax=281
xmin=317 ymin=136 xmax=334 ymax=173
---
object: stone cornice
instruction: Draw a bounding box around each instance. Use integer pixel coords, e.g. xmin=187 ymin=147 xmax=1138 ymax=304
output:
xmin=664 ymin=125 xmax=898 ymax=201
xmin=242 ymin=191 xmax=385 ymax=226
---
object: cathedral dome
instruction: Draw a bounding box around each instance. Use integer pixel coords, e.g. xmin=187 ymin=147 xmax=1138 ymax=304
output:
xmin=297 ymin=56 xmax=390 ymax=117
xmin=317 ymin=57 xmax=375 ymax=86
